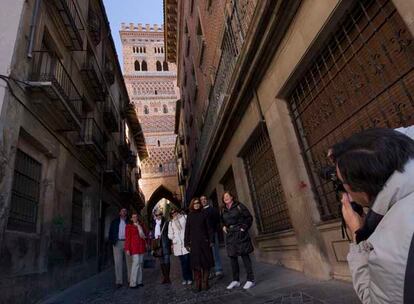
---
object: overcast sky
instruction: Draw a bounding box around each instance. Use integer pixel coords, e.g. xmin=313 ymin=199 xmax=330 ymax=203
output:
xmin=103 ymin=0 xmax=163 ymax=67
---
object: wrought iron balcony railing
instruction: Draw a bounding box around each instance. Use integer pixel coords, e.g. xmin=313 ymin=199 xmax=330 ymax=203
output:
xmin=28 ymin=51 xmax=83 ymax=131
xmin=88 ymin=9 xmax=101 ymax=46
xmin=126 ymin=151 xmax=138 ymax=167
xmin=48 ymin=0 xmax=84 ymax=50
xmin=77 ymin=118 xmax=105 ymax=160
xmin=188 ymin=0 xmax=257 ymax=196
xmin=104 ymin=146 xmax=122 ymax=185
xmin=79 ymin=51 xmax=105 ymax=101
xmin=103 ymin=94 xmax=120 ymax=132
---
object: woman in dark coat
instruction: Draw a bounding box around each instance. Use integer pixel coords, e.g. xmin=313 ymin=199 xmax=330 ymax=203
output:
xmin=152 ymin=212 xmax=171 ymax=284
xmin=221 ymin=191 xmax=255 ymax=290
xmin=185 ymin=198 xmax=214 ymax=291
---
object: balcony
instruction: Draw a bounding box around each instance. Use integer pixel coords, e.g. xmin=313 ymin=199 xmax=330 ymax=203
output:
xmin=104 ymin=61 xmax=115 ymax=85
xmin=48 ymin=0 xmax=84 ymax=50
xmin=104 ymin=145 xmax=122 ymax=185
xmin=120 ymin=178 xmax=134 ymax=197
xmin=88 ymin=9 xmax=101 ymax=46
xmin=126 ymin=151 xmax=137 ymax=167
xmin=76 ymin=118 xmax=105 ymax=160
xmin=79 ymin=52 xmax=105 ymax=101
xmin=103 ymin=95 xmax=120 ymax=132
xmin=28 ymin=51 xmax=82 ymax=131
xmin=188 ymin=0 xmax=258 ymax=196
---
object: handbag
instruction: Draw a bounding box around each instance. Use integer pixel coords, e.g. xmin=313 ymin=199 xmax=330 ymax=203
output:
xmin=151 ymin=222 xmax=166 ymax=257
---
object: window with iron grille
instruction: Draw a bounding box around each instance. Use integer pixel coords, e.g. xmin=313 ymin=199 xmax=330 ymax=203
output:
xmin=287 ymin=0 xmax=414 ymax=220
xmin=243 ymin=127 xmax=292 ymax=234
xmin=71 ymin=188 xmax=83 ymax=234
xmin=7 ymin=149 xmax=42 ymax=233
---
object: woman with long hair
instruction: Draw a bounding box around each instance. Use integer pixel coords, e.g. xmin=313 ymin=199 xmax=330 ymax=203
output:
xmin=152 ymin=211 xmax=171 ymax=284
xmin=184 ymin=198 xmax=214 ymax=292
xmin=221 ymin=191 xmax=255 ymax=290
xmin=125 ymin=213 xmax=147 ymax=288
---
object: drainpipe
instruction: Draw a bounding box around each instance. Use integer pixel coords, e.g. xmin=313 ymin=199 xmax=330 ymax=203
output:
xmin=27 ymin=0 xmax=42 ymax=58
xmin=97 ymin=168 xmax=104 ymax=272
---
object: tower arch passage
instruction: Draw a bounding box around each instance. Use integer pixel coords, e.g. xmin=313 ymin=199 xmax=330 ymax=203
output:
xmin=145 ymin=185 xmax=180 ymax=223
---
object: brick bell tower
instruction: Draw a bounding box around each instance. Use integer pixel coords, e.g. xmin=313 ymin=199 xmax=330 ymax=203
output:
xmin=120 ymin=23 xmax=180 ymax=213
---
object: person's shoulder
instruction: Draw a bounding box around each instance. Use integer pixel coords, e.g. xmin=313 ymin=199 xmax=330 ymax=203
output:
xmin=111 ymin=218 xmax=120 ymax=225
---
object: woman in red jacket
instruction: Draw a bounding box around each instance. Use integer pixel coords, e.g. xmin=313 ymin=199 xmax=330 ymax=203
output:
xmin=125 ymin=213 xmax=147 ymax=288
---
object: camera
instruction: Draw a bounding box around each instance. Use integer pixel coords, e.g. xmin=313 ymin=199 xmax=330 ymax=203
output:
xmin=320 ymin=165 xmax=364 ymax=215
xmin=320 ymin=165 xmax=364 ymax=240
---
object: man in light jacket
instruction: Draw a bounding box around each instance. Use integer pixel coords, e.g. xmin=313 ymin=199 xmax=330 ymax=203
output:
xmin=333 ymin=128 xmax=414 ymax=304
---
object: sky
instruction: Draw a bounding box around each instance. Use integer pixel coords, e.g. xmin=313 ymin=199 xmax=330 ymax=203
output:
xmin=103 ymin=0 xmax=163 ymax=67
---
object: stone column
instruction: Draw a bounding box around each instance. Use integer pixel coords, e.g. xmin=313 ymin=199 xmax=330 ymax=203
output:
xmin=263 ymin=98 xmax=332 ymax=280
xmin=232 ymin=157 xmax=259 ymax=237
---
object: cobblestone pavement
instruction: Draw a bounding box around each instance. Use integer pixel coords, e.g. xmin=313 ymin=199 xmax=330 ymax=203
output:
xmin=40 ymin=252 xmax=360 ymax=304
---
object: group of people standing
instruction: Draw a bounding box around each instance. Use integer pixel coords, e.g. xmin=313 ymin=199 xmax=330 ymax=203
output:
xmin=108 ymin=191 xmax=256 ymax=292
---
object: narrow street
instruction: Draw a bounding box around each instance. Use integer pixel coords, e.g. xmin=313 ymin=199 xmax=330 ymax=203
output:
xmin=41 ymin=251 xmax=359 ymax=304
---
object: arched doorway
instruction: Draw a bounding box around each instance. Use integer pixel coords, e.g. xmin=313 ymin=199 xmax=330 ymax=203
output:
xmin=145 ymin=185 xmax=180 ymax=225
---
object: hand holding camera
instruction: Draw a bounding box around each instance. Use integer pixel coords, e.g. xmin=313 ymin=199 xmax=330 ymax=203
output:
xmin=341 ymin=193 xmax=364 ymax=242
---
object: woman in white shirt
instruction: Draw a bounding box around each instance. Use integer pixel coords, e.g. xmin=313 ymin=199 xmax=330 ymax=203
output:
xmin=168 ymin=209 xmax=192 ymax=285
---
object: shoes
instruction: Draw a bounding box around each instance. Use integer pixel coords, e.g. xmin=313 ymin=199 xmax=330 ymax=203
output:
xmin=129 ymin=285 xmax=139 ymax=289
xmin=226 ymin=281 xmax=240 ymax=290
xmin=137 ymin=283 xmax=144 ymax=287
xmin=215 ymin=271 xmax=224 ymax=279
xmin=243 ymin=281 xmax=255 ymax=289
xmin=182 ymin=280 xmax=187 ymax=285
xmin=186 ymin=280 xmax=193 ymax=285
xmin=116 ymin=284 xmax=123 ymax=289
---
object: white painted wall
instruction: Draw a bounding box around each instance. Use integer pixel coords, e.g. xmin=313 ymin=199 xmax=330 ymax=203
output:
xmin=0 ymin=0 xmax=25 ymax=117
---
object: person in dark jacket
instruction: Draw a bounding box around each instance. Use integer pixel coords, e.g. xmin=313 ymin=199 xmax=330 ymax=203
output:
xmin=152 ymin=211 xmax=172 ymax=284
xmin=201 ymin=195 xmax=223 ymax=278
xmin=108 ymin=208 xmax=132 ymax=287
xmin=185 ymin=198 xmax=214 ymax=292
xmin=221 ymin=191 xmax=255 ymax=290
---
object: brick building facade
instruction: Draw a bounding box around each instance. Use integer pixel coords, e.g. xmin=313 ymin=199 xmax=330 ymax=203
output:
xmin=120 ymin=23 xmax=180 ymax=214
xmin=166 ymin=0 xmax=414 ymax=281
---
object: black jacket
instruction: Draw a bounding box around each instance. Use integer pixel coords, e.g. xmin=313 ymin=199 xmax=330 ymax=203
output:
xmin=221 ymin=201 xmax=254 ymax=257
xmin=108 ymin=217 xmax=130 ymax=246
xmin=202 ymin=205 xmax=220 ymax=233
xmin=152 ymin=218 xmax=171 ymax=256
xmin=185 ymin=210 xmax=214 ymax=269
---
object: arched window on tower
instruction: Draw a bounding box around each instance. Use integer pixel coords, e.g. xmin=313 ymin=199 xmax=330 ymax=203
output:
xmin=158 ymin=47 xmax=161 ymax=53
xmin=141 ymin=60 xmax=148 ymax=71
xmin=163 ymin=62 xmax=169 ymax=71
xmin=159 ymin=164 xmax=163 ymax=172
xmin=156 ymin=61 xmax=162 ymax=71
xmin=144 ymin=47 xmax=146 ymax=53
xmin=140 ymin=47 xmax=143 ymax=53
xmin=144 ymin=105 xmax=149 ymax=114
xmin=154 ymin=47 xmax=157 ymax=53
xmin=163 ymin=104 xmax=168 ymax=113
xmin=133 ymin=47 xmax=135 ymax=53
xmin=157 ymin=140 xmax=160 ymax=147
xmin=134 ymin=60 xmax=140 ymax=71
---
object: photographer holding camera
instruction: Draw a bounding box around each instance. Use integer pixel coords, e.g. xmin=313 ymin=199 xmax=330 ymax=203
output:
xmin=330 ymin=128 xmax=414 ymax=304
